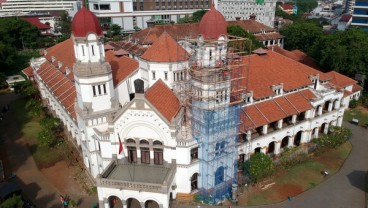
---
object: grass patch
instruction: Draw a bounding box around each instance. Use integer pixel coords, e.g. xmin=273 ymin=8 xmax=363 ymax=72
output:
xmin=245 ymin=142 xmax=352 ymax=206
xmin=11 ymin=98 xmax=63 ymax=168
xmin=343 ymin=107 xmax=368 ymax=126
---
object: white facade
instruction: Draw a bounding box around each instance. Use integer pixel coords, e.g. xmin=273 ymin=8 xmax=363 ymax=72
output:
xmin=25 ymin=7 xmax=363 ymax=207
xmin=219 ymin=0 xmax=276 ymax=27
xmin=0 ymin=0 xmax=78 ymax=16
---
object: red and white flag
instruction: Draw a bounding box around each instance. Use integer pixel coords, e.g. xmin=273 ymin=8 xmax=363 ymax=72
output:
xmin=118 ymin=133 xmax=123 ymax=154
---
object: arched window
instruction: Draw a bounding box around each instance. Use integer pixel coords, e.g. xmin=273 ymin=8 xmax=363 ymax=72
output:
xmin=153 ymin=140 xmax=163 ymax=146
xmin=140 ymin=139 xmax=149 ymax=145
xmin=191 ymin=173 xmax=199 ymax=191
xmin=126 ymin=138 xmax=135 ymax=144
xmin=215 ymin=166 xmax=224 ymax=185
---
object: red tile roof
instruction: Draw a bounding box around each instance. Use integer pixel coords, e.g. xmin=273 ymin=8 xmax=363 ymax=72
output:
xmin=141 ymin=32 xmax=189 ymax=62
xmin=145 ymin=79 xmax=181 ymax=122
xmin=280 ymin=4 xmax=294 ymax=10
xmin=131 ymin=19 xmax=281 ymax=45
xmin=22 ymin=66 xmax=34 ymax=78
xmin=268 ymin=46 xmax=330 ymax=80
xmin=325 ymin=71 xmax=357 ymax=89
xmin=339 ymin=15 xmax=352 ymax=23
xmin=22 ymin=17 xmax=51 ymax=29
xmin=105 ymin=50 xmax=139 ymax=86
xmin=352 ymin=84 xmax=363 ymax=93
xmin=37 ymin=61 xmax=76 ymax=119
xmin=240 ymin=89 xmax=315 ymax=131
xmin=241 ymin=51 xmax=314 ymax=99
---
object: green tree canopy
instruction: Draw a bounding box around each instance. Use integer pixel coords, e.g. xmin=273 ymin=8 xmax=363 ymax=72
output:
xmin=0 ymin=194 xmax=24 ymax=208
xmin=244 ymin=153 xmax=274 ymax=183
xmin=0 ymin=17 xmax=41 ymax=49
xmin=313 ymin=28 xmax=368 ymax=77
xmin=280 ymin=21 xmax=323 ymax=54
xmin=227 ymin=25 xmax=263 ymax=53
xmin=178 ymin=9 xmax=208 ymax=24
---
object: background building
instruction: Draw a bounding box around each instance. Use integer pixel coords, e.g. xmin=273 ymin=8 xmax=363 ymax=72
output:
xmin=351 ymin=0 xmax=368 ymax=31
xmin=218 ymin=0 xmax=276 ymax=27
xmin=0 ymin=0 xmax=79 ymax=16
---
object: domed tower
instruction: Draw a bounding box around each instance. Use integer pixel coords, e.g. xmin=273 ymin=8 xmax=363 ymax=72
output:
xmin=72 ymin=6 xmax=117 ymax=114
xmin=190 ymin=6 xmax=239 ymax=203
xmin=72 ymin=6 xmax=118 ymax=177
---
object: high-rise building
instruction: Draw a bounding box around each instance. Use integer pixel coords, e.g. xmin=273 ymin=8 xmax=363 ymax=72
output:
xmin=218 ymin=0 xmax=276 ymax=27
xmin=351 ymin=0 xmax=368 ymax=31
xmin=0 ymin=0 xmax=78 ymax=16
xmin=88 ymin=0 xmax=213 ymax=32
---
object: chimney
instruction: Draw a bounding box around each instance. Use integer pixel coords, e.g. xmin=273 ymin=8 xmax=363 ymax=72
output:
xmin=146 ymin=19 xmax=156 ymax=28
xmin=134 ymin=79 xmax=145 ymax=94
xmin=250 ymin=14 xmax=256 ymax=20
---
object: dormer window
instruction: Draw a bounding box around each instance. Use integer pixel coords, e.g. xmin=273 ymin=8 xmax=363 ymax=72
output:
xmin=272 ymin=83 xmax=283 ymax=95
xmin=242 ymin=91 xmax=253 ymax=103
xmin=309 ymin=75 xmax=319 ymax=89
xmin=51 ymin=56 xmax=56 ymax=62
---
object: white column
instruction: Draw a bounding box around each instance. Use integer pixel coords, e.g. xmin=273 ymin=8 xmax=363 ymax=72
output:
xmin=328 ymin=102 xmax=333 ymax=112
xmin=262 ymin=125 xmax=268 ymax=134
xmin=292 ymin=115 xmax=297 ymax=123
xmin=337 ymin=117 xmax=343 ymax=126
xmin=261 ymin=147 xmax=267 ymax=154
xmin=323 ymin=123 xmax=329 ymax=134
xmin=277 ymin=119 xmax=283 ymax=129
xmin=288 ymin=136 xmax=294 ymax=148
xmin=274 ymin=141 xmax=281 ymax=155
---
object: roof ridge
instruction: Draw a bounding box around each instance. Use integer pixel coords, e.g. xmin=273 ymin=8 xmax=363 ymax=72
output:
xmin=284 ymin=92 xmax=300 ymax=113
xmin=254 ymin=103 xmax=269 ymax=123
xmin=242 ymin=108 xmax=257 ymax=129
xmin=273 ymin=97 xmax=289 ymax=116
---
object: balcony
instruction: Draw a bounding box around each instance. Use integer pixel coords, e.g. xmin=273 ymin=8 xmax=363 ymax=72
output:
xmin=97 ymin=160 xmax=176 ymax=193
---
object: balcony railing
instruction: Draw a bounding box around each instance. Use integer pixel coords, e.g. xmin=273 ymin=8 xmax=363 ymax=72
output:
xmin=97 ymin=160 xmax=176 ymax=194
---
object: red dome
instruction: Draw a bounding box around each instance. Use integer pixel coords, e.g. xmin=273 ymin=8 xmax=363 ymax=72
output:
xmin=72 ymin=7 xmax=103 ymax=37
xmin=198 ymin=7 xmax=227 ymax=40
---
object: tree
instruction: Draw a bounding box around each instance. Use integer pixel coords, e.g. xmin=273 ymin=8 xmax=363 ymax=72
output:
xmin=0 ymin=42 xmax=16 ymax=70
xmin=313 ymin=126 xmax=352 ymax=151
xmin=280 ymin=21 xmax=323 ymax=54
xmin=192 ymin=9 xmax=208 ymax=22
xmin=227 ymin=25 xmax=263 ymax=53
xmin=57 ymin=11 xmax=72 ymax=41
xmin=314 ymin=28 xmax=368 ymax=77
xmin=244 ymin=153 xmax=274 ymax=183
xmin=0 ymin=194 xmax=24 ymax=208
xmin=107 ymin=24 xmax=122 ymax=40
xmin=0 ymin=72 xmax=7 ymax=89
xmin=178 ymin=9 xmax=208 ymax=24
xmin=14 ymin=80 xmax=37 ymax=97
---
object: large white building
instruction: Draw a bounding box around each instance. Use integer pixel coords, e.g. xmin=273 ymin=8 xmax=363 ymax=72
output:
xmin=0 ymin=0 xmax=79 ymax=16
xmin=23 ymin=5 xmax=362 ymax=208
xmin=218 ymin=0 xmax=276 ymax=27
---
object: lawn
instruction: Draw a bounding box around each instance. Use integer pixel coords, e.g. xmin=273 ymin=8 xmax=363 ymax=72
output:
xmin=343 ymin=106 xmax=368 ymax=126
xmin=243 ymin=142 xmax=352 ymax=206
xmin=11 ymin=98 xmax=64 ymax=168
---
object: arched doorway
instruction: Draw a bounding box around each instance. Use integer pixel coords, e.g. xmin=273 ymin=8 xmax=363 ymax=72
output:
xmin=127 ymin=198 xmax=141 ymax=208
xmin=254 ymin=147 xmax=261 ymax=153
xmin=320 ymin=123 xmax=327 ymax=134
xmin=294 ymin=131 xmax=303 ymax=146
xmin=145 ymin=200 xmax=159 ymax=208
xmin=267 ymin=142 xmax=275 ymax=154
xmin=281 ymin=136 xmax=289 ymax=149
xmin=108 ymin=196 xmax=122 ymax=208
xmin=191 ymin=173 xmax=198 ymax=192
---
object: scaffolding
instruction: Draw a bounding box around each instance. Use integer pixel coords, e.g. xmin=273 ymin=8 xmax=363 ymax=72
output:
xmin=175 ymin=35 xmax=253 ymax=204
